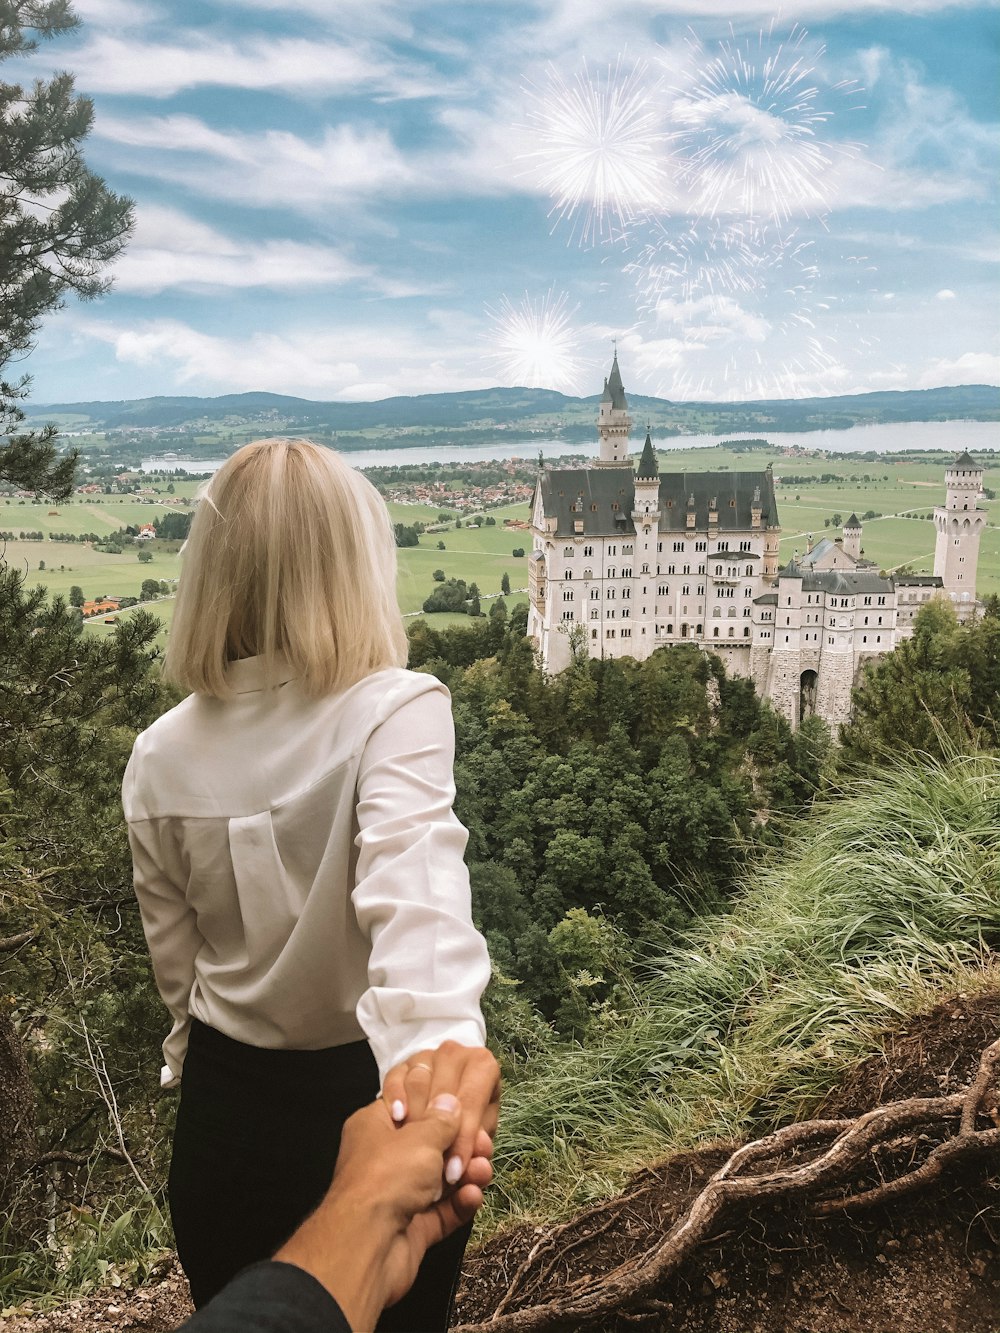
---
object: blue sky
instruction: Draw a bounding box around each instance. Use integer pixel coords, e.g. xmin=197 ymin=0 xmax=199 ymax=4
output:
xmin=18 ymin=0 xmax=1000 ymax=404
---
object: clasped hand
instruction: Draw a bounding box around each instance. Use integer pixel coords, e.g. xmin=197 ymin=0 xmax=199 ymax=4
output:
xmin=382 ymin=1041 xmax=501 ymax=1191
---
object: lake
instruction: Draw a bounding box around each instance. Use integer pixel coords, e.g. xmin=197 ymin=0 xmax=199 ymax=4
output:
xmin=141 ymin=419 xmax=999 ymax=475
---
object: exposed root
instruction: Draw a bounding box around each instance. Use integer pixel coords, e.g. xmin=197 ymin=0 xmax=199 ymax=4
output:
xmin=454 ymin=1037 xmax=1000 ymax=1333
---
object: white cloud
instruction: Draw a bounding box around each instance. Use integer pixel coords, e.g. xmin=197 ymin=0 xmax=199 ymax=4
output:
xmin=918 ymin=352 xmax=1000 ymax=388
xmin=936 ymin=289 xmax=957 ymax=301
xmin=74 ymin=0 xmax=159 ymax=25
xmin=73 ymin=317 xmax=500 ymax=398
xmin=110 ymin=205 xmax=373 ymax=294
xmin=97 ymin=115 xmax=421 ymax=209
xmin=64 ymin=32 xmax=437 ymax=100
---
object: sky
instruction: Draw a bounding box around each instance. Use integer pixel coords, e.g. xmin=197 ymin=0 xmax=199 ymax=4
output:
xmin=14 ymin=0 xmax=1000 ymax=405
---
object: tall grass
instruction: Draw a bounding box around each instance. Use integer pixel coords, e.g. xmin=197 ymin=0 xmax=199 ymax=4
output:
xmin=0 ymin=1198 xmax=171 ymax=1310
xmin=488 ymin=752 xmax=1000 ymax=1230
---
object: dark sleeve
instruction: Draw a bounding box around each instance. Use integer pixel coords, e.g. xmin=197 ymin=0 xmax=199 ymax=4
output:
xmin=177 ymin=1262 xmax=352 ymax=1333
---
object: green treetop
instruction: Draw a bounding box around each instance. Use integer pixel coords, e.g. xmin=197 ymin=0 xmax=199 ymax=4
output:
xmin=1 ymin=1 xmax=134 ymax=499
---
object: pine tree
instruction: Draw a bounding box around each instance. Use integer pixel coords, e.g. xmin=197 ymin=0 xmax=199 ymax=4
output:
xmin=1 ymin=1 xmax=134 ymax=499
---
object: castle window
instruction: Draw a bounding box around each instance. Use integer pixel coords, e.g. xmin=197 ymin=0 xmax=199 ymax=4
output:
xmin=682 ymin=585 xmax=690 ymax=595
xmin=730 ymin=498 xmax=736 ymax=507
xmin=668 ymin=564 xmax=675 ymax=575
xmin=622 ymin=568 xmax=632 ymax=579
xmin=563 ymin=590 xmax=574 ymax=601
xmin=695 ymin=540 xmax=707 ymax=552
xmin=584 ymin=569 xmax=592 ymax=580
xmin=563 ymin=547 xmax=573 ymax=557
xmin=667 ymin=623 xmax=673 ymax=634
xmin=622 ymin=587 xmax=631 ymax=599
xmin=641 ymin=563 xmax=650 ymax=574
xmin=713 ymin=607 xmax=721 ymax=618
xmin=696 ymin=624 xmax=703 ymax=634
xmin=592 ymin=629 xmax=598 ymax=640
xmin=607 ymin=587 xmax=615 ymax=599
xmin=590 ymin=609 xmax=599 ymax=620
xmin=622 ymin=627 xmax=631 ymax=638
xmin=561 ymin=611 xmax=574 ymax=621
xmin=584 ymin=545 xmax=594 ymax=557
xmin=715 ymin=565 xmax=723 ymax=576
xmin=740 ymin=541 xmax=751 ymax=552
xmin=622 ymin=608 xmax=630 ymax=618
xmin=609 ymin=545 xmax=617 ymax=556
xmin=591 ymin=504 xmax=598 ymax=512
xmin=657 ymin=542 xmax=662 ymax=553
xmin=673 ymin=541 xmax=684 ymax=552
xmin=590 ymin=588 xmax=599 ymax=600
xmin=698 ymin=585 xmax=705 ymax=595
xmin=785 ymin=634 xmax=789 ymax=643
xmin=683 ymin=564 xmax=691 ymax=575
xmin=744 ymin=627 xmax=750 ymax=637
xmin=713 ymin=627 xmax=719 ymax=637
xmin=611 ymin=502 xmax=619 ymax=511
xmin=745 ymin=566 xmax=753 ymax=577
xmin=658 ymin=585 xmax=669 ymax=596
xmin=745 ymin=586 xmax=752 ymax=597
xmin=565 ymin=570 xmax=572 ymax=580
xmin=606 ymin=628 xmax=616 ymax=639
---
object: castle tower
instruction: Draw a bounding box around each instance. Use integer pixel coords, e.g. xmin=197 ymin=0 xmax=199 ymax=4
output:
xmin=595 ymin=351 xmax=631 ymax=466
xmin=933 ymin=451 xmax=985 ymax=612
xmin=843 ymin=513 xmax=862 ymax=562
xmin=632 ymin=431 xmax=661 ymax=658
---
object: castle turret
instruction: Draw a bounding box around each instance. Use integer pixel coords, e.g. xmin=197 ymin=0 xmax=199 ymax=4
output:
xmin=632 ymin=431 xmax=660 ymax=657
xmin=595 ymin=351 xmax=631 ymax=466
xmin=843 ymin=513 xmax=862 ymax=562
xmin=933 ymin=451 xmax=985 ymax=613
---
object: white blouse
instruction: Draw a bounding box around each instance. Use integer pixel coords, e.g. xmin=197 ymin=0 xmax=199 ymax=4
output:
xmin=122 ymin=658 xmax=490 ymax=1088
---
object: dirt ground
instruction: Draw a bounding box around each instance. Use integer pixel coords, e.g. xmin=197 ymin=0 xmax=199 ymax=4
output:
xmin=6 ymin=993 xmax=999 ymax=1333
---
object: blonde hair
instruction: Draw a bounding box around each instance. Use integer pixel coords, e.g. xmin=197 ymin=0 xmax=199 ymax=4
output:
xmin=164 ymin=438 xmax=408 ymax=698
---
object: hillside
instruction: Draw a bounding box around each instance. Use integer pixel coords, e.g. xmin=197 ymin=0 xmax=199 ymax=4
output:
xmin=26 ymin=384 xmax=1000 ymax=439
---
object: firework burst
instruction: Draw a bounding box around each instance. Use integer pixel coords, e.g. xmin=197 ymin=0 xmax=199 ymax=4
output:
xmin=632 ymin=222 xmax=848 ymax=400
xmin=520 ymin=56 xmax=674 ymax=247
xmin=483 ymin=290 xmax=585 ymax=392
xmin=668 ymin=20 xmax=865 ymax=222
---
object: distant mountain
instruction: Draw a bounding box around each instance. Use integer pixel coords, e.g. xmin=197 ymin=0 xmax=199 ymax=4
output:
xmin=26 ymin=384 xmax=1000 ymax=435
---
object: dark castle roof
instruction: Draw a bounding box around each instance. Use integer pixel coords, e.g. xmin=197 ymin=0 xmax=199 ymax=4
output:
xmin=536 ymin=465 xmax=778 ymax=537
xmin=844 ymin=513 xmax=861 ymax=529
xmin=952 ymin=451 xmax=982 ymax=470
xmin=600 ymin=353 xmax=628 ymax=411
xmin=636 ymin=431 xmax=658 ymax=480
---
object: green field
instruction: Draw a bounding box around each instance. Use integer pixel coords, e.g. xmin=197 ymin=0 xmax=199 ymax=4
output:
xmin=5 ymin=446 xmax=1000 ymax=647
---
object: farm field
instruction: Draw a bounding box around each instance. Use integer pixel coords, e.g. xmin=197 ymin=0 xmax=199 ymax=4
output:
xmin=4 ymin=443 xmax=1000 ymax=651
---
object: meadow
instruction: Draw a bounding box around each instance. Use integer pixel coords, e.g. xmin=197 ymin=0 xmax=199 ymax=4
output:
xmin=3 ymin=442 xmax=998 ymax=645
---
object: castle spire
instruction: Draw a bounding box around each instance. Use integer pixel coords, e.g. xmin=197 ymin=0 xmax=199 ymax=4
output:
xmin=636 ymin=430 xmax=658 ymax=480
xmin=595 ymin=349 xmax=631 ymax=467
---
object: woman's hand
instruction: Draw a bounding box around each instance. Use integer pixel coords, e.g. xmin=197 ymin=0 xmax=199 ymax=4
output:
xmin=382 ymin=1041 xmax=500 ymax=1188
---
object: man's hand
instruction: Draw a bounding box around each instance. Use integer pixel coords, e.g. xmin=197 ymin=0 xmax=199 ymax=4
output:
xmin=275 ymin=1096 xmax=491 ymax=1331
xmin=382 ymin=1042 xmax=500 ymax=1190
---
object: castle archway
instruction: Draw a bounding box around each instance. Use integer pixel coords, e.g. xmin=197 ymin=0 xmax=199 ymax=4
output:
xmin=800 ymin=669 xmax=818 ymax=722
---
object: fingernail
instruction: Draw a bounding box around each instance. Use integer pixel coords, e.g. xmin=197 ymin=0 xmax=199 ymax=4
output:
xmin=430 ymin=1093 xmax=459 ymax=1115
xmin=391 ymin=1100 xmax=406 ymax=1123
xmin=445 ymin=1155 xmax=463 ymax=1185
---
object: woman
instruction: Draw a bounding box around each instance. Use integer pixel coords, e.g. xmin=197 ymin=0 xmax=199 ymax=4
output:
xmin=122 ymin=439 xmax=496 ymax=1331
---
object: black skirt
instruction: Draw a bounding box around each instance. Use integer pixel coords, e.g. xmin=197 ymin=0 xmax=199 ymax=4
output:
xmin=169 ymin=1019 xmax=471 ymax=1331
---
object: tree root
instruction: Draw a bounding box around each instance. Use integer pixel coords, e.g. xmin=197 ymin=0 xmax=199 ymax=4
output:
xmin=455 ymin=1037 xmax=1000 ymax=1333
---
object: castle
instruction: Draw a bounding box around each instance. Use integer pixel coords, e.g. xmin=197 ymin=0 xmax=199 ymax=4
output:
xmin=527 ymin=355 xmax=985 ymax=730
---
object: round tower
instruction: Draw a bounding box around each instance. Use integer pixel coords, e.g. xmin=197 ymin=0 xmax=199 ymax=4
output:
xmin=933 ymin=451 xmax=985 ymax=611
xmin=843 ymin=513 xmax=862 ymax=562
xmin=595 ymin=350 xmax=631 ymax=466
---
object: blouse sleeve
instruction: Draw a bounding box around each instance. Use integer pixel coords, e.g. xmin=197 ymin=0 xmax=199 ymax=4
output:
xmin=125 ymin=746 xmax=202 ymax=1087
xmin=351 ymin=685 xmax=490 ymax=1084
